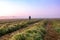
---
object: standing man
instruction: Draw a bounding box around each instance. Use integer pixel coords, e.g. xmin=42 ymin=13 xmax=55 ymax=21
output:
xmin=29 ymin=16 xmax=31 ymax=20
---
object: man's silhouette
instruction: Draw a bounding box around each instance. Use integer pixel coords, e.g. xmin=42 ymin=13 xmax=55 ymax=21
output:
xmin=29 ymin=16 xmax=31 ymax=20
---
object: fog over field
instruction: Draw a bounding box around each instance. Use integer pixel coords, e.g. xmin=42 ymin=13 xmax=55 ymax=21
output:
xmin=0 ymin=0 xmax=60 ymax=19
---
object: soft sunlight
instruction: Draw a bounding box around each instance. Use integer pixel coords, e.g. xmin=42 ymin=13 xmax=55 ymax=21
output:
xmin=0 ymin=0 xmax=60 ymax=18
xmin=0 ymin=1 xmax=30 ymax=16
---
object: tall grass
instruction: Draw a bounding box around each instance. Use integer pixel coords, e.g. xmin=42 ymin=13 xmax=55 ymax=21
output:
xmin=0 ymin=20 xmax=40 ymax=37
xmin=10 ymin=20 xmax=46 ymax=40
xmin=52 ymin=20 xmax=60 ymax=33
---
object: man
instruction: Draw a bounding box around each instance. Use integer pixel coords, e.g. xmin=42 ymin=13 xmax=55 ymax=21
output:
xmin=29 ymin=16 xmax=31 ymax=20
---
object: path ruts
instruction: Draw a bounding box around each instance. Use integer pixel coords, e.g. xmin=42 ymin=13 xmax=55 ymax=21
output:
xmin=0 ymin=20 xmax=40 ymax=40
xmin=44 ymin=21 xmax=60 ymax=40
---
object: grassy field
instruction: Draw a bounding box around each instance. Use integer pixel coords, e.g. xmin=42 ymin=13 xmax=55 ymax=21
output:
xmin=0 ymin=19 xmax=60 ymax=40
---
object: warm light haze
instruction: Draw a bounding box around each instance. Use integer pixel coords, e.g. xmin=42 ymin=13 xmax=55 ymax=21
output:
xmin=0 ymin=0 xmax=60 ymax=19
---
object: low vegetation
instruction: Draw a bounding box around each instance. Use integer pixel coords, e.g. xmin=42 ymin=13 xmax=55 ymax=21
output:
xmin=10 ymin=21 xmax=46 ymax=40
xmin=0 ymin=19 xmax=40 ymax=37
xmin=0 ymin=19 xmax=60 ymax=40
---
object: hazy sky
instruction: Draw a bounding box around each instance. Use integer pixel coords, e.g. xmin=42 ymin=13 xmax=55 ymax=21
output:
xmin=0 ymin=0 xmax=60 ymax=18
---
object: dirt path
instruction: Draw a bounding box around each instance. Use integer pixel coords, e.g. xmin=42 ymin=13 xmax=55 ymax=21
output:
xmin=0 ymin=21 xmax=40 ymax=40
xmin=44 ymin=21 xmax=60 ymax=40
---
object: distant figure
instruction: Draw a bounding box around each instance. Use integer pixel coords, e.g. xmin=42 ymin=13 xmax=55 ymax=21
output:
xmin=29 ymin=16 xmax=31 ymax=20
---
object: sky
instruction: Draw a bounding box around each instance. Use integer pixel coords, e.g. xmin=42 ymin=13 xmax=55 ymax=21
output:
xmin=0 ymin=0 xmax=60 ymax=18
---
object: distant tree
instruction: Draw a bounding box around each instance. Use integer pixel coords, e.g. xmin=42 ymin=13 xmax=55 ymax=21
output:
xmin=29 ymin=16 xmax=31 ymax=20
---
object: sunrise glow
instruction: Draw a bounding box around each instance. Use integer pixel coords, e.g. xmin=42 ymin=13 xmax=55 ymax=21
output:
xmin=0 ymin=0 xmax=60 ymax=18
